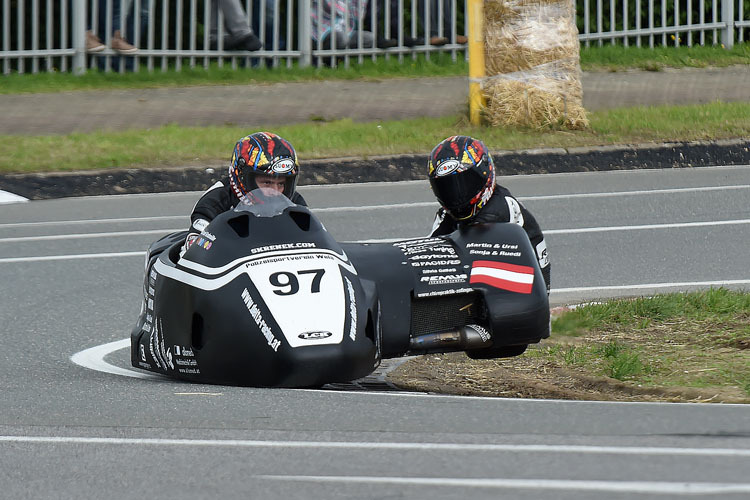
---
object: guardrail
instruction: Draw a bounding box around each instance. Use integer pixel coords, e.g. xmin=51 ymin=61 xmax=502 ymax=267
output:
xmin=1 ymin=0 xmax=748 ymax=75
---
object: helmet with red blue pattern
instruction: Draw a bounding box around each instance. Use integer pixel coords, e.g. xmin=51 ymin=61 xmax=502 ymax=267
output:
xmin=228 ymin=132 xmax=299 ymax=200
xmin=427 ymin=136 xmax=496 ymax=221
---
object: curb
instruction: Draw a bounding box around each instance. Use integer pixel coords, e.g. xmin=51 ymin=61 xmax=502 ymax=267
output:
xmin=1 ymin=139 xmax=748 ymax=200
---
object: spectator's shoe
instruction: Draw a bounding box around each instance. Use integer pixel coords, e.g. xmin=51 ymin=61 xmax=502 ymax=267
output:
xmin=112 ymin=31 xmax=138 ymax=54
xmin=455 ymin=35 xmax=468 ymax=44
xmin=86 ymin=31 xmax=106 ymax=53
xmin=377 ymin=37 xmax=398 ymax=49
xmin=225 ymin=32 xmax=263 ymax=52
xmin=402 ymin=36 xmax=424 ymax=47
xmin=429 ymin=36 xmax=449 ymax=46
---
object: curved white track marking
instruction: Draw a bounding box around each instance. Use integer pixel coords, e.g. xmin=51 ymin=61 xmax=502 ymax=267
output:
xmin=258 ymin=476 xmax=750 ymax=494
xmin=1 ymin=435 xmax=749 ymax=457
xmin=70 ymin=339 xmax=163 ymax=380
xmin=0 ymin=251 xmax=145 ymax=263
xmin=0 ymin=190 xmax=28 ymax=204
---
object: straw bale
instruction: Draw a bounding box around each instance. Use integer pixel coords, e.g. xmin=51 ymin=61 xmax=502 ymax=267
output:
xmin=482 ymin=0 xmax=586 ymax=129
xmin=482 ymin=60 xmax=589 ymax=129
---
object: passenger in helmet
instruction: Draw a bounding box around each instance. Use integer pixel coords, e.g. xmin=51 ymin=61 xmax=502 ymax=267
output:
xmin=428 ymin=135 xmax=550 ymax=293
xmin=183 ymin=132 xmax=307 ymax=252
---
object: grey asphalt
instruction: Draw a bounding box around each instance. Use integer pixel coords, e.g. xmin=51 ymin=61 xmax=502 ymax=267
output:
xmin=1 ymin=66 xmax=749 ymax=135
xmin=2 ymin=172 xmax=750 ymax=499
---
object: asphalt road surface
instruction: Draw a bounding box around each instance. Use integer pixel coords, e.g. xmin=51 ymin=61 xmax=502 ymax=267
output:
xmin=1 ymin=166 xmax=749 ymax=499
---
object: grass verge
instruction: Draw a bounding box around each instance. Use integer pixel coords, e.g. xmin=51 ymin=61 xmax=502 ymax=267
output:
xmin=1 ymin=43 xmax=748 ymax=95
xmin=2 ymin=100 xmax=749 ymax=174
xmin=388 ymin=288 xmax=750 ymax=402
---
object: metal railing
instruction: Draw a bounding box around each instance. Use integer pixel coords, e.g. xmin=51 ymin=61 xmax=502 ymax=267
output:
xmin=1 ymin=0 xmax=748 ymax=75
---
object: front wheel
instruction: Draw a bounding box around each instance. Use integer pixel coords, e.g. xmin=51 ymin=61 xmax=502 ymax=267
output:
xmin=466 ymin=344 xmax=528 ymax=360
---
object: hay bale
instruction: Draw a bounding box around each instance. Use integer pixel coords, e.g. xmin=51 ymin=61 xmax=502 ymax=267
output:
xmin=482 ymin=0 xmax=587 ymax=129
xmin=482 ymin=60 xmax=589 ymax=129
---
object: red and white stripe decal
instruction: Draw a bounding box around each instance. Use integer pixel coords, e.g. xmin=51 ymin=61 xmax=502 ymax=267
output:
xmin=470 ymin=260 xmax=535 ymax=294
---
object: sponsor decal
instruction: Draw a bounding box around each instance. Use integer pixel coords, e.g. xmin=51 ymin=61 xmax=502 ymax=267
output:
xmin=192 ymin=218 xmax=209 ymax=232
xmin=200 ymin=230 xmax=216 ymax=242
xmin=298 ymin=331 xmax=333 ymax=340
xmin=420 ymin=274 xmax=468 ymax=285
xmin=409 ymin=253 xmax=458 ymax=260
xmin=435 ymin=159 xmax=462 ymax=177
xmin=250 ymin=242 xmax=316 ymax=255
xmin=416 ymin=287 xmax=474 ymax=298
xmin=178 ymin=367 xmax=200 ymax=374
xmin=505 ymin=197 xmax=525 ymax=226
xmin=470 ymin=260 xmax=535 ymax=294
xmin=149 ymin=317 xmax=174 ymax=371
xmin=536 ymin=240 xmax=550 ymax=268
xmin=140 ymin=344 xmax=147 ymax=362
xmin=345 ymin=277 xmax=357 ymax=341
xmin=175 ymin=358 xmax=198 ymax=366
xmin=410 ymin=260 xmax=462 ymax=267
xmin=241 ymin=288 xmax=281 ymax=352
xmin=196 ymin=237 xmax=213 ymax=250
xmin=469 ymin=324 xmax=492 ymax=342
xmin=149 ymin=268 xmax=157 ymax=281
xmin=270 ymin=158 xmax=295 ymax=173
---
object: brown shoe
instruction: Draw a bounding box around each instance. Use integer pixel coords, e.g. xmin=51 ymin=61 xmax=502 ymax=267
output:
xmin=430 ymin=36 xmax=448 ymax=46
xmin=111 ymin=30 xmax=138 ymax=54
xmin=86 ymin=31 xmax=106 ymax=53
xmin=455 ymin=35 xmax=468 ymax=44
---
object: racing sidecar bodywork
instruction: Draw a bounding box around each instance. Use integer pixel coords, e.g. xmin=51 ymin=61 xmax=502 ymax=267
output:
xmin=131 ymin=191 xmax=549 ymax=387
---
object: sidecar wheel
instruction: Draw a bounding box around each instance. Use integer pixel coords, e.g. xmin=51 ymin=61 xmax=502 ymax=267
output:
xmin=466 ymin=344 xmax=528 ymax=360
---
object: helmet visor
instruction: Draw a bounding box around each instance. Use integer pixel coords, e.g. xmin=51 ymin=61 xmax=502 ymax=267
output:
xmin=430 ymin=169 xmax=486 ymax=219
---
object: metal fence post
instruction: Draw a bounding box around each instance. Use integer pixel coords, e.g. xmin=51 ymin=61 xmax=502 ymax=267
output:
xmin=72 ymin=0 xmax=86 ymax=75
xmin=298 ymin=0 xmax=312 ymax=67
xmin=721 ymin=0 xmax=735 ymax=48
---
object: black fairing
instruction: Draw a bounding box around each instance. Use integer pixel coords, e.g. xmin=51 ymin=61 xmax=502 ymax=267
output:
xmin=131 ymin=198 xmax=549 ymax=386
xmin=131 ymin=198 xmax=378 ymax=387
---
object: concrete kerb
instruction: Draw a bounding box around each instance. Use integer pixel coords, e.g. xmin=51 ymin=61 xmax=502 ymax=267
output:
xmin=2 ymin=139 xmax=749 ymax=200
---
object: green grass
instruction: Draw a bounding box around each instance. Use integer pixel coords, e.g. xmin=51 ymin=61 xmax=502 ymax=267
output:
xmin=580 ymin=42 xmax=750 ymax=72
xmin=2 ymin=100 xmax=749 ymax=174
xmin=1 ymin=42 xmax=749 ymax=94
xmin=553 ymin=288 xmax=750 ymax=335
xmin=545 ymin=289 xmax=750 ymax=394
xmin=0 ymin=52 xmax=468 ymax=94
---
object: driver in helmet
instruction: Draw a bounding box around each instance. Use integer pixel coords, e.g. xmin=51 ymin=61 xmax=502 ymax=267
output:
xmin=427 ymin=135 xmax=550 ymax=293
xmin=183 ymin=132 xmax=306 ymax=252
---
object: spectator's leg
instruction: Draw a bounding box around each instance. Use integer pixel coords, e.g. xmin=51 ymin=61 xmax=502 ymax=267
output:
xmin=216 ymin=0 xmax=263 ymax=51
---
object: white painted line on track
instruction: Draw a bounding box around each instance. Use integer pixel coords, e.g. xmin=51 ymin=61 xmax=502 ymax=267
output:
xmin=70 ymin=339 xmax=163 ymax=380
xmin=552 ymin=279 xmax=750 ymax=293
xmin=0 ymin=251 xmax=145 ymax=263
xmin=2 ymin=435 xmax=750 ymax=457
xmin=544 ymin=218 xmax=750 ymax=235
xmin=7 ymin=218 xmax=742 ymax=245
xmin=257 ymin=475 xmax=750 ymax=494
xmin=0 ymin=228 xmax=183 ymax=243
xmin=0 ymin=190 xmax=28 ymax=204
xmin=3 ymin=182 xmax=748 ymax=229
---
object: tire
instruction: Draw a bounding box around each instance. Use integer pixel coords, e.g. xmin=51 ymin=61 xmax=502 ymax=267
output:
xmin=466 ymin=344 xmax=528 ymax=360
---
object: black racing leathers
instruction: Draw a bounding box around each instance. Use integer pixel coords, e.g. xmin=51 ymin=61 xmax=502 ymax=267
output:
xmin=185 ymin=180 xmax=307 ymax=245
xmin=430 ymin=185 xmax=550 ymax=293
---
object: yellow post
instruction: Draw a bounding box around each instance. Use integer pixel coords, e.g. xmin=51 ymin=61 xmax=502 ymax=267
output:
xmin=467 ymin=0 xmax=486 ymax=126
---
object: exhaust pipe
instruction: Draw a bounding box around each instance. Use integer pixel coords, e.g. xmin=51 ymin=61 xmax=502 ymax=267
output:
xmin=408 ymin=324 xmax=493 ymax=354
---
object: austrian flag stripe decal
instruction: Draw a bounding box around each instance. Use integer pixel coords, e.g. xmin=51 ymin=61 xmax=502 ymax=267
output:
xmin=470 ymin=260 xmax=535 ymax=294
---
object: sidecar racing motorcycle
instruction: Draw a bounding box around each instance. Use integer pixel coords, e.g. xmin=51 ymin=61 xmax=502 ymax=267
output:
xmin=131 ymin=189 xmax=550 ymax=387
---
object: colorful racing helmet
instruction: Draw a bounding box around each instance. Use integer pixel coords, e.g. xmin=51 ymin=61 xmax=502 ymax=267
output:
xmin=427 ymin=136 xmax=496 ymax=221
xmin=228 ymin=132 xmax=299 ymax=200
